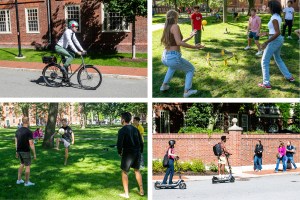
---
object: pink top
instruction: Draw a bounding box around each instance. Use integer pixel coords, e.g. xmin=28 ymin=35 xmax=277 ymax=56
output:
xmin=168 ymin=148 xmax=175 ymax=159
xmin=33 ymin=130 xmax=43 ymax=138
xmin=278 ymin=146 xmax=286 ymax=157
xmin=249 ymin=15 xmax=261 ymax=32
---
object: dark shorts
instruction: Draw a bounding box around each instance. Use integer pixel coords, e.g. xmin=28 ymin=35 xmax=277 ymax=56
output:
xmin=121 ymin=152 xmax=141 ymax=172
xmin=248 ymin=31 xmax=259 ymax=40
xmin=18 ymin=152 xmax=31 ymax=166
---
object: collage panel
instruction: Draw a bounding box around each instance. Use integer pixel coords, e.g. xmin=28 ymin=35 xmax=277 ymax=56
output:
xmin=152 ymin=102 xmax=300 ymax=199
xmin=0 ymin=102 xmax=148 ymax=199
xmin=0 ymin=0 xmax=147 ymax=98
xmin=152 ymin=1 xmax=299 ymax=98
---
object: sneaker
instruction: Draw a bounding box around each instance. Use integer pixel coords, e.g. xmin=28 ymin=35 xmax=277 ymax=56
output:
xmin=255 ymin=51 xmax=263 ymax=56
xmin=255 ymin=169 xmax=259 ymax=172
xmin=244 ymin=46 xmax=251 ymax=50
xmin=258 ymin=83 xmax=271 ymax=89
xmin=160 ymin=84 xmax=170 ymax=91
xmin=287 ymin=36 xmax=292 ymax=39
xmin=16 ymin=179 xmax=24 ymax=184
xmin=274 ymin=170 xmax=278 ymax=173
xmin=287 ymin=76 xmax=295 ymax=82
xmin=24 ymin=181 xmax=35 ymax=187
xmin=183 ymin=89 xmax=197 ymax=98
xmin=258 ymin=170 xmax=261 ymax=172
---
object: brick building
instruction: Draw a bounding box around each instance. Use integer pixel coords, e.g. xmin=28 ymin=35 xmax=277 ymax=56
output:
xmin=0 ymin=0 xmax=147 ymax=52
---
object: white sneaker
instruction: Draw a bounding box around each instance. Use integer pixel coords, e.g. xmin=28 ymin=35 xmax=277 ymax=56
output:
xmin=24 ymin=181 xmax=35 ymax=186
xmin=255 ymin=51 xmax=263 ymax=56
xmin=244 ymin=46 xmax=251 ymax=50
xmin=287 ymin=36 xmax=292 ymax=39
xmin=183 ymin=89 xmax=197 ymax=98
xmin=16 ymin=179 xmax=24 ymax=184
xmin=160 ymin=84 xmax=170 ymax=91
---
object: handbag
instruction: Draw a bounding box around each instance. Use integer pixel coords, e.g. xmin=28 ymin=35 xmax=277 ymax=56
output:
xmin=276 ymin=153 xmax=282 ymax=159
xmin=162 ymin=149 xmax=169 ymax=167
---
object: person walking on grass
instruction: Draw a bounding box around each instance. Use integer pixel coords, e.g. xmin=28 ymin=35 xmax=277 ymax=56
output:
xmin=282 ymin=0 xmax=295 ymax=39
xmin=218 ymin=136 xmax=231 ymax=179
xmin=15 ymin=117 xmax=36 ymax=187
xmin=286 ymin=141 xmax=297 ymax=169
xmin=133 ymin=116 xmax=145 ymax=168
xmin=191 ymin=5 xmax=204 ymax=45
xmin=254 ymin=139 xmax=263 ymax=172
xmin=275 ymin=141 xmax=287 ymax=173
xmin=160 ymin=10 xmax=205 ymax=98
xmin=117 ymin=112 xmax=144 ymax=199
xmin=52 ymin=119 xmax=74 ymax=165
xmin=258 ymin=0 xmax=294 ymax=89
xmin=244 ymin=8 xmax=263 ymax=56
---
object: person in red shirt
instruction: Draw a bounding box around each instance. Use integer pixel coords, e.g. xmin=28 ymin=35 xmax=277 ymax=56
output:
xmin=190 ymin=5 xmax=204 ymax=45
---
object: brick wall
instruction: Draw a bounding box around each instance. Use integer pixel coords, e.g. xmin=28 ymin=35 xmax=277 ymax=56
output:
xmin=153 ymin=131 xmax=300 ymax=167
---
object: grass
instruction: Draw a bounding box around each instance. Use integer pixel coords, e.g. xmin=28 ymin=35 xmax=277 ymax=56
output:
xmin=0 ymin=48 xmax=147 ymax=68
xmin=0 ymin=126 xmax=147 ymax=200
xmin=152 ymin=13 xmax=300 ymax=98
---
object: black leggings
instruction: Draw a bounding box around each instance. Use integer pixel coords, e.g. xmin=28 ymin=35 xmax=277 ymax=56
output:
xmin=282 ymin=19 xmax=293 ymax=36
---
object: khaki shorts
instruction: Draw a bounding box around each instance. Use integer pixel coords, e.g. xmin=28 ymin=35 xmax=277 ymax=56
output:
xmin=218 ymin=156 xmax=227 ymax=165
xmin=18 ymin=152 xmax=31 ymax=166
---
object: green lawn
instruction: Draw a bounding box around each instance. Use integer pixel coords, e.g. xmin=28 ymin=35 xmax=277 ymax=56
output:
xmin=152 ymin=13 xmax=300 ymax=98
xmin=0 ymin=126 xmax=147 ymax=200
xmin=0 ymin=48 xmax=147 ymax=68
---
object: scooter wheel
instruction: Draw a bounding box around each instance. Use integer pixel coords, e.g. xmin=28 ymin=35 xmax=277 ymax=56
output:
xmin=154 ymin=182 xmax=161 ymax=190
xmin=230 ymin=176 xmax=235 ymax=183
xmin=182 ymin=183 xmax=186 ymax=189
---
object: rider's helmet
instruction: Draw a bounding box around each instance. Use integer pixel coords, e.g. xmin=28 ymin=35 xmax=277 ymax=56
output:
xmin=68 ymin=20 xmax=79 ymax=29
xmin=168 ymin=140 xmax=176 ymax=148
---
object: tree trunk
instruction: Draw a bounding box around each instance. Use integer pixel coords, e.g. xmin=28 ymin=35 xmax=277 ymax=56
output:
xmin=42 ymin=103 xmax=58 ymax=148
xmin=80 ymin=103 xmax=86 ymax=129
xmin=247 ymin=0 xmax=255 ymax=16
xmin=223 ymin=0 xmax=227 ymax=23
xmin=173 ymin=0 xmax=177 ymax=11
xmin=132 ymin=15 xmax=136 ymax=59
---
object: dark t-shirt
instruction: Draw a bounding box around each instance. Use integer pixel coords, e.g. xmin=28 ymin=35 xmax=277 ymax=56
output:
xmin=286 ymin=145 xmax=295 ymax=157
xmin=117 ymin=125 xmax=143 ymax=155
xmin=60 ymin=126 xmax=73 ymax=142
xmin=15 ymin=127 xmax=33 ymax=152
xmin=254 ymin=144 xmax=263 ymax=158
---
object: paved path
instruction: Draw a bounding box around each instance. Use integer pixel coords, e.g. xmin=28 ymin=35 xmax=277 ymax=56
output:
xmin=0 ymin=68 xmax=147 ymax=98
xmin=153 ymin=174 xmax=300 ymax=200
xmin=0 ymin=60 xmax=147 ymax=77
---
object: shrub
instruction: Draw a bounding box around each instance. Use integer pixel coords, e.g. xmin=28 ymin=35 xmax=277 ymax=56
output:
xmin=153 ymin=159 xmax=164 ymax=173
xmin=190 ymin=160 xmax=206 ymax=173
xmin=208 ymin=163 xmax=218 ymax=172
xmin=179 ymin=161 xmax=192 ymax=172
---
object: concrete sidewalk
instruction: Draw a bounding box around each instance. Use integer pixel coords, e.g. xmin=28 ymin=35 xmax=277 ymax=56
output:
xmin=0 ymin=60 xmax=147 ymax=78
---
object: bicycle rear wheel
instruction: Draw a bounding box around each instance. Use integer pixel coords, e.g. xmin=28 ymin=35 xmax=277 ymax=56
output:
xmin=42 ymin=64 xmax=64 ymax=87
xmin=77 ymin=65 xmax=102 ymax=90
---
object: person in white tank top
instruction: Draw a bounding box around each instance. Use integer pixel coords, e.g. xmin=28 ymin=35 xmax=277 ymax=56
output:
xmin=257 ymin=0 xmax=294 ymax=89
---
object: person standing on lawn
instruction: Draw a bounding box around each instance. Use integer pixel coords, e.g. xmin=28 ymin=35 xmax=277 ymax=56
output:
xmin=253 ymin=139 xmax=263 ymax=172
xmin=258 ymin=0 xmax=294 ymax=89
xmin=282 ymin=0 xmax=295 ymax=39
xmin=286 ymin=141 xmax=297 ymax=169
xmin=160 ymin=10 xmax=204 ymax=98
xmin=244 ymin=8 xmax=263 ymax=56
xmin=15 ymin=117 xmax=36 ymax=186
xmin=117 ymin=112 xmax=144 ymax=199
xmin=133 ymin=116 xmax=145 ymax=168
xmin=190 ymin=5 xmax=204 ymax=45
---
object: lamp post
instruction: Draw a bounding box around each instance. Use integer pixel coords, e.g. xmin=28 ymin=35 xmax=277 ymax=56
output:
xmin=15 ymin=0 xmax=24 ymax=58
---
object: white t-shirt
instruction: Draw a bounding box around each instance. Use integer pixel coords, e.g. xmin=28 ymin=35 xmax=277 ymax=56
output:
xmin=283 ymin=7 xmax=294 ymax=20
xmin=268 ymin=14 xmax=282 ymax=34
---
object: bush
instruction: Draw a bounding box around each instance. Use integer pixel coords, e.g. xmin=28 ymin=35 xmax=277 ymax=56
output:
xmin=179 ymin=161 xmax=192 ymax=172
xmin=288 ymin=124 xmax=300 ymax=133
xmin=153 ymin=159 xmax=164 ymax=173
xmin=178 ymin=126 xmax=223 ymax=135
xmin=208 ymin=163 xmax=218 ymax=172
xmin=190 ymin=160 xmax=206 ymax=173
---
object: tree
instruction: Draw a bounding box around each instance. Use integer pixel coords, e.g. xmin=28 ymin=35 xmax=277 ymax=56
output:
xmin=79 ymin=103 xmax=87 ymax=129
xmin=104 ymin=0 xmax=147 ymax=59
xmin=209 ymin=0 xmax=222 ymax=10
xmin=42 ymin=103 xmax=58 ymax=148
xmin=247 ymin=0 xmax=255 ymax=15
xmin=223 ymin=0 xmax=227 ymax=23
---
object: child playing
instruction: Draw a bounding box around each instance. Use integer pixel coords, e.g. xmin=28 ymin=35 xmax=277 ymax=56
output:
xmin=162 ymin=140 xmax=178 ymax=185
xmin=190 ymin=5 xmax=204 ymax=45
xmin=33 ymin=127 xmax=44 ymax=143
xmin=282 ymin=0 xmax=295 ymax=39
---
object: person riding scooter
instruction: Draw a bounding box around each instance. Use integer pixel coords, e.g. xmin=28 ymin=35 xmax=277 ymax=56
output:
xmin=162 ymin=140 xmax=177 ymax=185
xmin=218 ymin=136 xmax=232 ymax=179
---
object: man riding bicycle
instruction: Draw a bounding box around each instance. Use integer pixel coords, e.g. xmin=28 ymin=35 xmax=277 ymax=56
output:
xmin=55 ymin=20 xmax=86 ymax=82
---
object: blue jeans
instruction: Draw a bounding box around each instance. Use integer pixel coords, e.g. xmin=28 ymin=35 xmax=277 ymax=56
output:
xmin=254 ymin=156 xmax=262 ymax=170
xmin=162 ymin=158 xmax=174 ymax=184
xmin=275 ymin=155 xmax=287 ymax=172
xmin=261 ymin=36 xmax=292 ymax=86
xmin=162 ymin=50 xmax=195 ymax=91
xmin=286 ymin=156 xmax=297 ymax=169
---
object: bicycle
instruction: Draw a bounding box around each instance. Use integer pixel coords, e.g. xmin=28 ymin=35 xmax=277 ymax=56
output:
xmin=42 ymin=53 xmax=102 ymax=90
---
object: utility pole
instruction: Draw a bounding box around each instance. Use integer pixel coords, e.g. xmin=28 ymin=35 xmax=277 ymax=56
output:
xmin=15 ymin=0 xmax=24 ymax=58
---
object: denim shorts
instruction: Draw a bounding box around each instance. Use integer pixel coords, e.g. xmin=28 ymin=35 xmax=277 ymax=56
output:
xmin=248 ymin=31 xmax=259 ymax=40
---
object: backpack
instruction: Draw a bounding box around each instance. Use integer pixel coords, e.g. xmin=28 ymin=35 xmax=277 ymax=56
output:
xmin=162 ymin=149 xmax=169 ymax=167
xmin=213 ymin=143 xmax=222 ymax=156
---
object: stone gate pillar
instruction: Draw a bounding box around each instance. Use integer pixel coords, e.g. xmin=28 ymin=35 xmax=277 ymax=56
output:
xmin=228 ymin=118 xmax=243 ymax=167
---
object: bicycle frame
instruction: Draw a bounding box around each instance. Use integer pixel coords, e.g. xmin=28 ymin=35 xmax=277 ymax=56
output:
xmin=58 ymin=55 xmax=86 ymax=79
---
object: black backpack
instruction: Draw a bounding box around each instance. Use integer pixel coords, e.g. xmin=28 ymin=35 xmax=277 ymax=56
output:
xmin=162 ymin=149 xmax=169 ymax=167
xmin=213 ymin=143 xmax=222 ymax=156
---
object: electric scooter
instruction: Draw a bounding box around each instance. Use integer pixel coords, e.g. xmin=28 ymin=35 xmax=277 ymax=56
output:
xmin=154 ymin=157 xmax=187 ymax=189
xmin=212 ymin=154 xmax=235 ymax=184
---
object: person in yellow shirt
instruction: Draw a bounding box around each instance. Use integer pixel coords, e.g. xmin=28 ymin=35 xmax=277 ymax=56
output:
xmin=133 ymin=117 xmax=144 ymax=168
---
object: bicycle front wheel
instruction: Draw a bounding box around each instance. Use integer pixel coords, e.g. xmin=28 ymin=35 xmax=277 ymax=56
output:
xmin=77 ymin=65 xmax=102 ymax=90
xmin=42 ymin=64 xmax=64 ymax=87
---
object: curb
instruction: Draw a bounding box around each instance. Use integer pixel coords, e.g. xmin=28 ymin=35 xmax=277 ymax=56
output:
xmin=0 ymin=66 xmax=147 ymax=80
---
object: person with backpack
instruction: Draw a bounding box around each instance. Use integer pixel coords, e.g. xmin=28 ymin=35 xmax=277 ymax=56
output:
xmin=217 ymin=136 xmax=231 ymax=179
xmin=286 ymin=141 xmax=297 ymax=169
xmin=162 ymin=140 xmax=177 ymax=185
xmin=254 ymin=139 xmax=263 ymax=172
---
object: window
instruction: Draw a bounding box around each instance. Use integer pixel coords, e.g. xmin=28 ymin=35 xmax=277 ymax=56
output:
xmin=65 ymin=5 xmax=81 ymax=32
xmin=0 ymin=10 xmax=11 ymax=33
xmin=25 ymin=8 xmax=39 ymax=33
xmin=103 ymin=5 xmax=130 ymax=32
